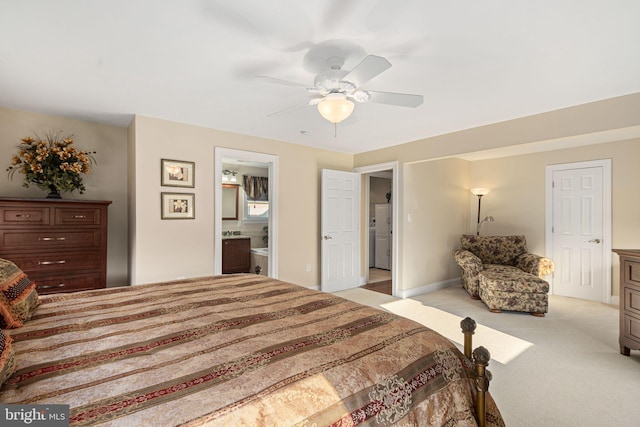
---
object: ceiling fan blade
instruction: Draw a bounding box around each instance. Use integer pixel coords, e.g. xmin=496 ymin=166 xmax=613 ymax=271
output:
xmin=344 ymin=55 xmax=391 ymax=88
xmin=368 ymin=91 xmax=424 ymax=108
xmin=255 ymin=76 xmax=308 ymax=88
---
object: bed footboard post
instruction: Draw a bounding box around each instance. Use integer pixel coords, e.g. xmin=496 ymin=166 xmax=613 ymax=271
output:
xmin=460 ymin=317 xmax=476 ymax=359
xmin=472 ymin=346 xmax=491 ymax=427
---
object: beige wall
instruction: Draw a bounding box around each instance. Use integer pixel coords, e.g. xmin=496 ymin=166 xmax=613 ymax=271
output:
xmin=0 ymin=107 xmax=129 ymax=286
xmin=129 ymin=115 xmax=353 ymax=287
xmin=370 ymin=176 xmax=391 ymax=205
xmin=402 ymin=158 xmax=470 ymax=289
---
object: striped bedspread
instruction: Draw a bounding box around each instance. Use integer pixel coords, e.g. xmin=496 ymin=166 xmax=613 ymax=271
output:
xmin=0 ymin=275 xmax=504 ymax=426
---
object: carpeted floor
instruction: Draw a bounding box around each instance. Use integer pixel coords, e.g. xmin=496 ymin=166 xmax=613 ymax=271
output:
xmin=380 ymin=298 xmax=533 ymax=364
xmin=334 ymin=285 xmax=640 ymax=427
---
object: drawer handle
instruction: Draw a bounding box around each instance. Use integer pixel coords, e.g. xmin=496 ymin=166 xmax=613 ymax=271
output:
xmin=74 ymin=215 xmax=87 ymax=219
xmin=16 ymin=214 xmax=32 ymax=218
xmin=38 ymin=260 xmax=66 ymax=265
xmin=39 ymin=237 xmax=66 ymax=241
xmin=39 ymin=283 xmax=66 ymax=289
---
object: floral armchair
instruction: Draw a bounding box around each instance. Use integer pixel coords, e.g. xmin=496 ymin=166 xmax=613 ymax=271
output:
xmin=454 ymin=235 xmax=554 ymax=315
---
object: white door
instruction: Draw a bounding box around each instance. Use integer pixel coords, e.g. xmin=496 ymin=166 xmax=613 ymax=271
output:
xmin=321 ymin=169 xmax=360 ymax=293
xmin=550 ymin=165 xmax=607 ymax=301
xmin=375 ymin=204 xmax=391 ymax=269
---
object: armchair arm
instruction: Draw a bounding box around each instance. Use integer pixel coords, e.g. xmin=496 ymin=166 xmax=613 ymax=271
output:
xmin=455 ymin=249 xmax=484 ymax=298
xmin=454 ymin=249 xmax=483 ymax=272
xmin=516 ymin=253 xmax=554 ymax=277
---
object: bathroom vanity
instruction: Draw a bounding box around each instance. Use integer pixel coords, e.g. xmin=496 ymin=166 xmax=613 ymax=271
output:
xmin=222 ymin=236 xmax=251 ymax=273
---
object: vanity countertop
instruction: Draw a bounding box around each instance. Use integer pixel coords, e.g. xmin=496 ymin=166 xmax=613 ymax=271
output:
xmin=222 ymin=235 xmax=250 ymax=240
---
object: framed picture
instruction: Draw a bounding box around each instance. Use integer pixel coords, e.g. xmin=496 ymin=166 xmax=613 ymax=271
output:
xmin=161 ymin=192 xmax=195 ymax=219
xmin=161 ymin=159 xmax=195 ymax=188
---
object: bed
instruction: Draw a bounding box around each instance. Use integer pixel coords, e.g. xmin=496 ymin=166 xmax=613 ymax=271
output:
xmin=1 ymin=271 xmax=504 ymax=426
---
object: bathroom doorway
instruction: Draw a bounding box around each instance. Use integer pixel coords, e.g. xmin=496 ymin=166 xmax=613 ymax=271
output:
xmin=214 ymin=147 xmax=279 ymax=278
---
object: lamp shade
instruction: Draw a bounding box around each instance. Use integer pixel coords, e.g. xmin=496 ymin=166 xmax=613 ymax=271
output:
xmin=317 ymin=93 xmax=354 ymax=124
xmin=470 ymin=187 xmax=490 ymax=196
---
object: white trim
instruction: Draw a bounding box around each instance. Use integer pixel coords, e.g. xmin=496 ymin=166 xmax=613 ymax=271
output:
xmin=214 ymin=147 xmax=279 ymax=278
xmin=355 ymin=161 xmax=399 ymax=297
xmin=398 ymin=278 xmax=460 ymax=299
xmin=545 ymin=159 xmax=612 ymax=303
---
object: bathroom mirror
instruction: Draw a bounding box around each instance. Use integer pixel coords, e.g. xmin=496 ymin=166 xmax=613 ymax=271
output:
xmin=222 ymin=184 xmax=239 ymax=220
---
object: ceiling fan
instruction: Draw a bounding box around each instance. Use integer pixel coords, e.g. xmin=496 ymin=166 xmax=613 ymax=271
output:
xmin=259 ymin=54 xmax=423 ymax=125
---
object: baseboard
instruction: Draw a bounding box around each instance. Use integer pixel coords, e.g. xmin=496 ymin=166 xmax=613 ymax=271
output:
xmin=398 ymin=277 xmax=460 ymax=299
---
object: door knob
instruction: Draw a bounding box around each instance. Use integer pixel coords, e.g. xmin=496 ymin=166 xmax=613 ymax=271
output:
xmin=588 ymin=239 xmax=601 ymax=244
xmin=323 ymin=235 xmax=333 ymax=240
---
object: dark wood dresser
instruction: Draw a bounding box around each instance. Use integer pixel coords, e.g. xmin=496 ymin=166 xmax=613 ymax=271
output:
xmin=0 ymin=197 xmax=111 ymax=294
xmin=613 ymin=249 xmax=640 ymax=355
xmin=222 ymin=237 xmax=251 ymax=273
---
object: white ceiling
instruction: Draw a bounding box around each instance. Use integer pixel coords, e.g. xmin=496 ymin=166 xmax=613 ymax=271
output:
xmin=1 ymin=0 xmax=639 ymax=154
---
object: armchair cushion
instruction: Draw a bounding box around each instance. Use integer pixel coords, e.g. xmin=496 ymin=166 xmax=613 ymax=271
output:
xmin=460 ymin=234 xmax=528 ymax=266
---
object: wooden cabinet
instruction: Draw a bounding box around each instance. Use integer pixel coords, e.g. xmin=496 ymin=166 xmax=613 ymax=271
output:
xmin=222 ymin=237 xmax=251 ymax=273
xmin=613 ymin=249 xmax=640 ymax=355
xmin=0 ymin=198 xmax=111 ymax=294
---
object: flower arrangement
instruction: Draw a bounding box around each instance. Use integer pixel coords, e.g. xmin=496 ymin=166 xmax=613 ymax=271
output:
xmin=6 ymin=130 xmax=96 ymax=198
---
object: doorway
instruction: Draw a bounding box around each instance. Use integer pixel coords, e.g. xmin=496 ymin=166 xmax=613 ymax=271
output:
xmin=545 ymin=159 xmax=612 ymax=303
xmin=356 ymin=162 xmax=398 ymax=297
xmin=214 ymin=147 xmax=279 ymax=278
xmin=365 ymin=172 xmax=392 ymax=294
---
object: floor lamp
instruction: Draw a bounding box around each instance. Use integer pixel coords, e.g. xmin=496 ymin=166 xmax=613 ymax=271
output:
xmin=470 ymin=188 xmax=493 ymax=235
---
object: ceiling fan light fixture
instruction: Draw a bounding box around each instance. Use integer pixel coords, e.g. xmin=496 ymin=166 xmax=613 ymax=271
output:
xmin=317 ymin=93 xmax=354 ymax=124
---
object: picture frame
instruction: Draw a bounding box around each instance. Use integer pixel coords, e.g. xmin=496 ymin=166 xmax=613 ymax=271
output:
xmin=161 ymin=192 xmax=195 ymax=219
xmin=161 ymin=159 xmax=195 ymax=188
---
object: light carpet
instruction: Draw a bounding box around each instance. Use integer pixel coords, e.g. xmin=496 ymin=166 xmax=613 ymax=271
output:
xmin=380 ymin=298 xmax=533 ymax=364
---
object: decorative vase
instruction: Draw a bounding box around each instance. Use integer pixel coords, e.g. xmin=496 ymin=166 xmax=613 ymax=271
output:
xmin=46 ymin=185 xmax=62 ymax=199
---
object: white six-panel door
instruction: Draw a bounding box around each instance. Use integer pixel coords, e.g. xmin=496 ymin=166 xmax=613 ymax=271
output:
xmin=321 ymin=169 xmax=360 ymax=293
xmin=551 ymin=165 xmax=606 ymax=301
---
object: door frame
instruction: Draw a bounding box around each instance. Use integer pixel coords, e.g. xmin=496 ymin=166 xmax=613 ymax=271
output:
xmin=214 ymin=147 xmax=279 ymax=278
xmin=545 ymin=159 xmax=612 ymax=303
xmin=355 ymin=161 xmax=399 ymax=297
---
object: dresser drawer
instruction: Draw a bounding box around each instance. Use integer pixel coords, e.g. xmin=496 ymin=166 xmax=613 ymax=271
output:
xmin=0 ymin=206 xmax=50 ymax=226
xmin=54 ymin=207 xmax=102 ymax=226
xmin=624 ymin=286 xmax=640 ymax=316
xmin=33 ymin=272 xmax=103 ymax=295
xmin=622 ymin=259 xmax=640 ymax=287
xmin=622 ymin=313 xmax=640 ymax=346
xmin=0 ymin=229 xmax=101 ymax=250
xmin=6 ymin=252 xmax=102 ymax=274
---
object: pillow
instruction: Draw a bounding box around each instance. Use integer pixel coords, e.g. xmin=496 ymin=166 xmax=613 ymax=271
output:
xmin=0 ymin=329 xmax=16 ymax=385
xmin=0 ymin=258 xmax=40 ymax=328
